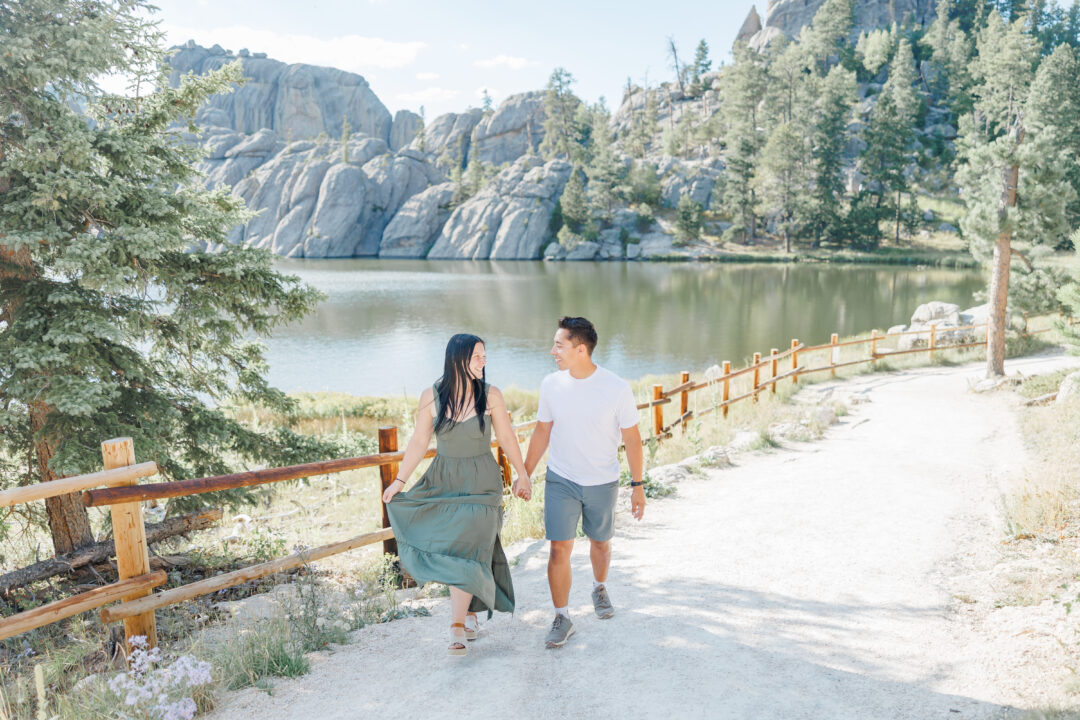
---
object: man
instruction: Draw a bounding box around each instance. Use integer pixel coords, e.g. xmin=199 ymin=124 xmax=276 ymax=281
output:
xmin=517 ymin=316 xmax=646 ymax=649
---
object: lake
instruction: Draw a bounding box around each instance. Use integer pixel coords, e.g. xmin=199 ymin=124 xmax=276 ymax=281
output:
xmin=263 ymin=260 xmax=985 ymax=396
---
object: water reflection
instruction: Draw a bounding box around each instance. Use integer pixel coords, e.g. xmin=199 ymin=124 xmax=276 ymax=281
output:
xmin=266 ymin=260 xmax=984 ymax=395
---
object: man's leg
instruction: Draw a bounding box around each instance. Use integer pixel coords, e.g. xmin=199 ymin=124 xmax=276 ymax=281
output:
xmin=547 ymin=539 xmax=575 ymax=608
xmin=589 ymin=538 xmax=611 ymax=584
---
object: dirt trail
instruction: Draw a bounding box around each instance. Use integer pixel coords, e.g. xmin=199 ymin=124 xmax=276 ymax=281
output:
xmin=206 ymin=353 xmax=1080 ymax=720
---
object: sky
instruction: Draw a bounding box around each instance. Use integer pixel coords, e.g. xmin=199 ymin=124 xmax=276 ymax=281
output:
xmin=143 ymin=0 xmax=761 ymax=120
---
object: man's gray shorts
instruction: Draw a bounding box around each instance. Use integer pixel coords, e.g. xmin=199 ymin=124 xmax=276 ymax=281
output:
xmin=544 ymin=470 xmax=618 ymax=542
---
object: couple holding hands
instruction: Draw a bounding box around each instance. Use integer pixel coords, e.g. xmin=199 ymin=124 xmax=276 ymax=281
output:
xmin=382 ymin=316 xmax=646 ymax=655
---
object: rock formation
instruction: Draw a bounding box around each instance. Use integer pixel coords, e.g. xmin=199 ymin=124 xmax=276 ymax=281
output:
xmin=740 ymin=0 xmax=938 ymax=50
xmin=168 ymin=42 xmax=392 ymax=142
xmin=428 ymin=156 xmax=572 ymax=260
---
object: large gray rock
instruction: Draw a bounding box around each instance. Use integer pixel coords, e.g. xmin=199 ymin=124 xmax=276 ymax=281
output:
xmin=660 ymin=165 xmax=719 ymax=209
xmin=736 ymin=6 xmax=764 ymax=45
xmin=565 ymin=241 xmax=600 ymax=260
xmin=410 ymin=110 xmax=484 ymax=165
xmin=203 ymin=128 xmax=284 ymax=187
xmin=379 ymin=183 xmax=456 ymax=257
xmin=469 ymin=92 xmax=545 ymax=166
xmin=306 ymin=164 xmax=368 ymax=257
xmin=354 ymin=150 xmax=447 ymax=255
xmin=752 ymin=0 xmax=936 ymax=44
xmin=1057 ymin=371 xmax=1080 ymax=404
xmin=390 ymin=110 xmax=422 ymax=152
xmin=427 ymin=157 xmax=572 ymax=259
xmin=168 ymin=42 xmax=392 ymax=143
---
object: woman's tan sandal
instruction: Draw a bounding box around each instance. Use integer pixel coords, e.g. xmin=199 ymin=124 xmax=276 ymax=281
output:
xmin=463 ymin=613 xmax=479 ymax=641
xmin=448 ymin=623 xmax=467 ymax=656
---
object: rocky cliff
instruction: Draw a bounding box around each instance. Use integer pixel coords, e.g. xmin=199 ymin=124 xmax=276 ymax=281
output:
xmin=741 ymin=0 xmax=938 ymax=50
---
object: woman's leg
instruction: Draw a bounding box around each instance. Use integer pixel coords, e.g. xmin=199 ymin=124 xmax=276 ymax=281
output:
xmin=449 ymin=585 xmax=473 ymax=624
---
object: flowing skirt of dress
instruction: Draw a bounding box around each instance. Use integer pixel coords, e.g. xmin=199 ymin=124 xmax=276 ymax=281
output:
xmin=386 ymin=431 xmax=514 ymax=617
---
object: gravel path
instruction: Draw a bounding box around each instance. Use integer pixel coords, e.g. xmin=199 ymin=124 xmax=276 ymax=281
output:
xmin=206 ymin=353 xmax=1080 ymax=720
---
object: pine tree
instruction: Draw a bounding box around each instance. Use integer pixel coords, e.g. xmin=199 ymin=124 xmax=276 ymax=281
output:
xmin=559 ymin=166 xmax=589 ymax=231
xmin=690 ymin=39 xmax=712 ymax=95
xmin=803 ymin=0 xmax=855 ymax=73
xmin=958 ymin=10 xmax=1072 ymax=375
xmin=0 ymin=0 xmax=327 ymax=554
xmin=340 ymin=116 xmax=352 ymax=162
xmin=755 ymin=122 xmax=809 ymax=252
xmin=807 ymin=65 xmax=857 ymax=243
xmin=1025 ymin=44 xmax=1080 ymax=230
xmin=720 ymin=43 xmax=768 ymax=242
xmin=675 ymin=194 xmax=704 ymax=241
xmin=481 ymin=89 xmax=494 ymax=114
xmin=585 ymin=102 xmax=622 ymax=221
xmin=540 ymin=68 xmax=582 ymax=159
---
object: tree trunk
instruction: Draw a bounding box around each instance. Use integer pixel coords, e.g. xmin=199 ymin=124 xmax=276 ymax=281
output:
xmin=895 ymin=189 xmax=902 ymax=244
xmin=986 ymin=127 xmax=1023 ymax=378
xmin=0 ymin=508 xmax=223 ymax=596
xmin=29 ymin=401 xmax=95 ymax=554
xmin=0 ymin=158 xmax=94 ymax=555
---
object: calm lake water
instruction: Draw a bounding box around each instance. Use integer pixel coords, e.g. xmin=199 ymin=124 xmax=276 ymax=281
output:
xmin=263 ymin=260 xmax=985 ymax=396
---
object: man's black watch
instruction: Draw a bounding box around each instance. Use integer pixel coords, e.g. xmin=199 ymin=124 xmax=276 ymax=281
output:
xmin=630 ymin=480 xmax=644 ymax=487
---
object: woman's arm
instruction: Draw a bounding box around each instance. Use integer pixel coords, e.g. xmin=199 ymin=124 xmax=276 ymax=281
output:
xmin=382 ymin=388 xmax=437 ymax=503
xmin=487 ymin=387 xmax=532 ymax=500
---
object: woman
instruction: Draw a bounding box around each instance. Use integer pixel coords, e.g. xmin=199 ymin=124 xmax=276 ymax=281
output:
xmin=382 ymin=333 xmax=530 ymax=656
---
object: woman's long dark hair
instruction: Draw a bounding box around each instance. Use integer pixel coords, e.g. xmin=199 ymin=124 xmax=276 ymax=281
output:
xmin=433 ymin=334 xmax=487 ymax=434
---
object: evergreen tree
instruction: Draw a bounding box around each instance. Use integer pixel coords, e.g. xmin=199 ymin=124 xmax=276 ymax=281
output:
xmin=803 ymin=0 xmax=855 ymax=73
xmin=627 ymin=86 xmax=659 ymax=158
xmin=540 ymin=68 xmax=582 ymax=159
xmin=340 ymin=116 xmax=352 ymax=162
xmin=690 ymin=39 xmax=712 ymax=95
xmin=807 ymin=66 xmax=857 ymax=243
xmin=720 ymin=43 xmax=768 ymax=242
xmin=1025 ymin=43 xmax=1080 ymax=231
xmin=559 ymin=166 xmax=589 ymax=231
xmin=675 ymin=194 xmax=704 ymax=241
xmin=0 ymin=0 xmax=327 ymax=554
xmin=585 ymin=101 xmax=622 ymax=221
xmin=755 ymin=121 xmax=809 ymax=252
xmin=857 ymin=28 xmax=896 ymax=76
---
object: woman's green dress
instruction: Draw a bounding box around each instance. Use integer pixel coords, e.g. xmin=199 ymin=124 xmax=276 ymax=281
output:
xmin=386 ymin=388 xmax=514 ymax=616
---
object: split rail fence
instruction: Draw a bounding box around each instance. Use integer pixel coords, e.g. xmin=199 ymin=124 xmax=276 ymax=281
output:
xmin=0 ymin=313 xmax=1068 ymax=651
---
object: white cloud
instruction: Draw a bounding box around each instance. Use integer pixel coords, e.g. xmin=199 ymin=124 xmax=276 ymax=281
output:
xmin=415 ymin=72 xmax=440 ymax=80
xmin=162 ymin=24 xmax=426 ymax=72
xmin=473 ymin=54 xmax=533 ymax=70
xmin=396 ymin=87 xmax=460 ymax=106
xmin=458 ymin=43 xmax=470 ymax=51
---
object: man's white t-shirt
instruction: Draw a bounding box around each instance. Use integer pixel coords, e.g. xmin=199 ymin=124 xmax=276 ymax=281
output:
xmin=537 ymin=366 xmax=640 ymax=486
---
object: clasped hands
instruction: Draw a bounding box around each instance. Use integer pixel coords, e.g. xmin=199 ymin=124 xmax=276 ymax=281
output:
xmin=511 ymin=473 xmax=532 ymax=501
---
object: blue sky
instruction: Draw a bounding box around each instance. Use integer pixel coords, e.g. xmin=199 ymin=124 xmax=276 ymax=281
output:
xmin=148 ymin=0 xmax=760 ymax=120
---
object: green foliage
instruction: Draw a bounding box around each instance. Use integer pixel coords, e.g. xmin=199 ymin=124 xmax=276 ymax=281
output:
xmin=0 ymin=0 xmax=337 ymax=545
xmin=540 ymin=68 xmax=583 ymax=159
xmin=584 ymin=100 xmax=623 ymax=221
xmin=675 ymin=194 xmax=704 ymax=241
xmin=857 ymin=28 xmax=896 ymax=75
xmin=624 ymin=162 xmax=662 ymax=206
xmin=755 ymin=121 xmax=809 ymax=250
xmin=559 ymin=166 xmax=589 ymax=231
xmin=627 ymin=87 xmax=659 ymax=158
xmin=689 ymin=39 xmax=713 ymax=95
xmin=721 ymin=43 xmax=768 ymax=242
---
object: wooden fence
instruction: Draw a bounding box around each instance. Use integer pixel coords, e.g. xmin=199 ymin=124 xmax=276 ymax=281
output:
xmin=0 ymin=313 xmax=1067 ymax=651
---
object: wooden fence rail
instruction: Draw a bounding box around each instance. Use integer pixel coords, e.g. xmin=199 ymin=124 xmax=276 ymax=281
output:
xmin=0 ymin=313 xmax=1070 ymax=652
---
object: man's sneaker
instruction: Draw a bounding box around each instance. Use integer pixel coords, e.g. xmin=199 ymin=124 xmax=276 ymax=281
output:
xmin=592 ymin=584 xmax=614 ymax=619
xmin=544 ymin=614 xmax=575 ymax=649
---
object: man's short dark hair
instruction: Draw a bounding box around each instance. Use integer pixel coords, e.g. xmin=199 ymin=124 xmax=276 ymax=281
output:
xmin=558 ymin=316 xmax=598 ymax=355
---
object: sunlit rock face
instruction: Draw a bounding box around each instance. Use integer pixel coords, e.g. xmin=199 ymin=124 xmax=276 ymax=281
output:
xmin=741 ymin=0 xmax=938 ymax=50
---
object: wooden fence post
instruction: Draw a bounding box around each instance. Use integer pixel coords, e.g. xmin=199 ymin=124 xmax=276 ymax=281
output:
xmin=101 ymin=438 xmax=157 ymax=653
xmin=769 ymin=349 xmax=779 ymax=394
xmin=378 ymin=427 xmax=399 ymax=557
xmin=1022 ymin=312 xmax=1029 ymax=335
xmin=679 ymin=371 xmax=690 ymax=434
xmin=752 ymin=352 xmax=761 ymax=401
xmin=929 ymin=324 xmax=936 ymax=362
xmin=791 ymin=338 xmax=800 ymax=385
xmin=652 ymin=385 xmax=664 ymax=436
xmin=830 ymin=333 xmax=839 ymax=378
xmin=721 ymin=361 xmax=731 ymax=418
xmin=870 ymin=329 xmax=879 ymax=364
